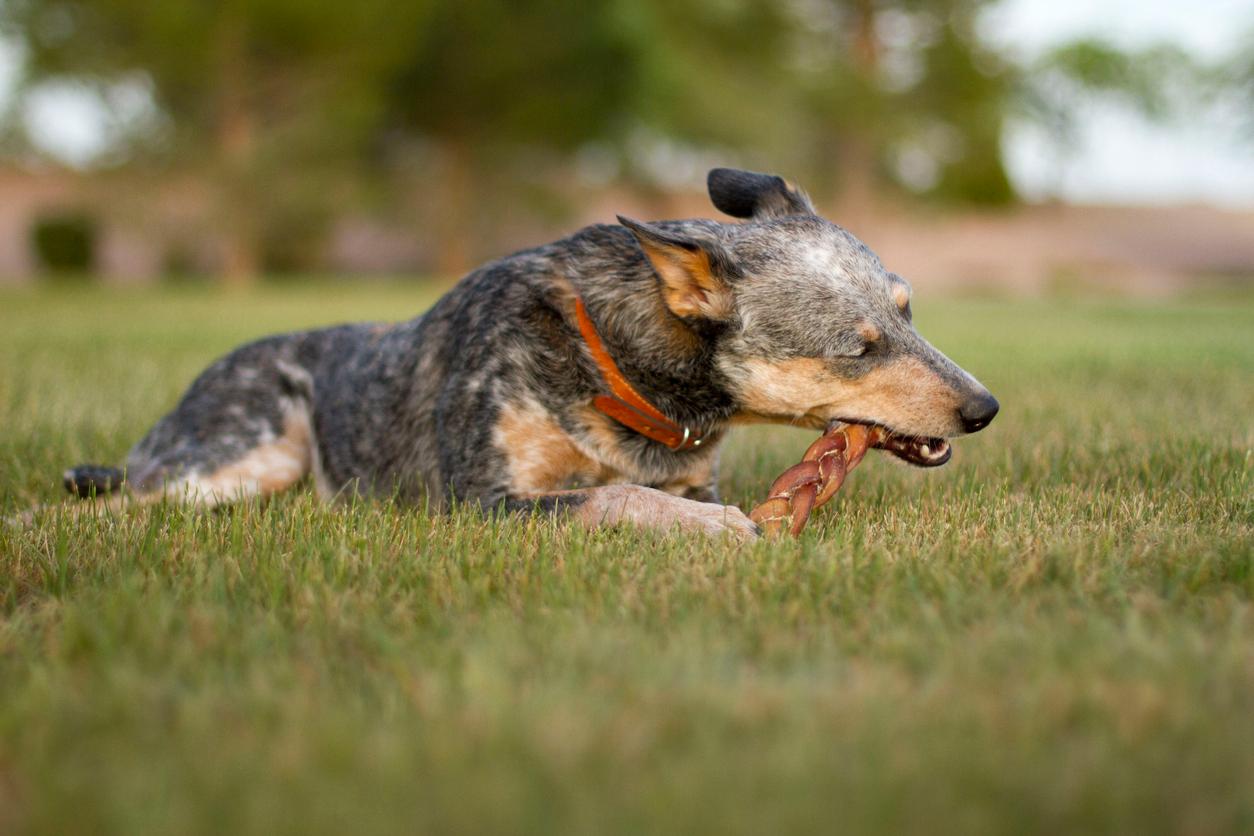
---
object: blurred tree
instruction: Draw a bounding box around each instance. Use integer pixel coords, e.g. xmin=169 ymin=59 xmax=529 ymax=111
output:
xmin=1023 ymin=39 xmax=1201 ymax=151
xmin=2 ymin=0 xmax=1232 ymax=282
xmin=1 ymin=0 xmax=428 ymax=282
xmin=789 ymin=0 xmax=1015 ymax=208
xmin=1234 ymin=30 xmax=1254 ymax=136
xmin=621 ymin=0 xmax=801 ymax=166
xmin=381 ymin=0 xmax=645 ymax=273
xmin=1015 ymin=37 xmax=1227 ymax=198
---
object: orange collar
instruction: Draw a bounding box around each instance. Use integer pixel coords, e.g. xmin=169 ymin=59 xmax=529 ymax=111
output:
xmin=574 ymin=296 xmax=705 ymax=451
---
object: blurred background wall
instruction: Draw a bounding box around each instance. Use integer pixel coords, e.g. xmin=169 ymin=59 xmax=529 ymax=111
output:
xmin=0 ymin=0 xmax=1250 ymax=292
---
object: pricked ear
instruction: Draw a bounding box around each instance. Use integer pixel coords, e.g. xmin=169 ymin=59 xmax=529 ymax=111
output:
xmin=617 ymin=215 xmax=735 ymax=321
xmin=707 ymin=167 xmax=815 ymax=220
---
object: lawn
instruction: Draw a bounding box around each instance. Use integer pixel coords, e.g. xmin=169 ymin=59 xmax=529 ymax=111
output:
xmin=1 ymin=282 xmax=1251 ymax=835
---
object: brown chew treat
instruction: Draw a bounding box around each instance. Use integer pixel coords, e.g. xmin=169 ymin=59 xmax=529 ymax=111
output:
xmin=748 ymin=423 xmax=886 ymax=537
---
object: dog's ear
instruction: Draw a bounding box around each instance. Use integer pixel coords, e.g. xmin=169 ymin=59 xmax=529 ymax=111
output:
xmin=617 ymin=216 xmax=735 ymax=320
xmin=707 ymin=167 xmax=815 ymax=220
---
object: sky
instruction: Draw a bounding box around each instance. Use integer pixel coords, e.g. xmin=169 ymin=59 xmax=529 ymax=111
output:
xmin=1 ymin=0 xmax=1252 ymax=208
xmin=987 ymin=0 xmax=1254 ymax=207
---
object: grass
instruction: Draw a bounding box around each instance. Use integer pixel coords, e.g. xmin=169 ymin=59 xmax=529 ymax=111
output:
xmin=1 ymin=281 xmax=1251 ymax=836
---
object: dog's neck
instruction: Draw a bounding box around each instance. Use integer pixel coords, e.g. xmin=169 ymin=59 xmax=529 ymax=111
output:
xmin=568 ymin=239 xmax=738 ymax=436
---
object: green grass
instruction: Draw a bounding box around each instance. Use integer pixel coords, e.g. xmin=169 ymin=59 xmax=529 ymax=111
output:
xmin=1 ymin=282 xmax=1252 ymax=836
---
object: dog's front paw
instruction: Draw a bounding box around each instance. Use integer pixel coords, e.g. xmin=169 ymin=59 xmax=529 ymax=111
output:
xmin=574 ymin=485 xmax=760 ymax=541
xmin=674 ymin=500 xmax=760 ymax=541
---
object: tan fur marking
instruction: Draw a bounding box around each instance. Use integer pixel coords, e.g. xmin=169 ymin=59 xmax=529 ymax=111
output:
xmin=544 ymin=272 xmax=580 ymax=321
xmin=858 ymin=321 xmax=881 ymax=343
xmin=580 ymin=404 xmax=662 ymax=475
xmin=728 ymin=411 xmax=827 ymax=430
xmin=574 ymin=403 xmax=721 ymax=487
xmin=12 ymin=413 xmax=315 ymax=524
xmin=734 ymin=358 xmax=836 ymax=419
xmin=10 ymin=491 xmax=157 ymax=526
xmin=893 ymin=284 xmax=911 ymax=310
xmin=735 ymin=356 xmax=962 ymax=437
xmin=636 ymin=239 xmax=732 ymax=320
xmin=190 ymin=411 xmax=313 ymax=504
xmin=496 ymin=400 xmax=617 ymax=492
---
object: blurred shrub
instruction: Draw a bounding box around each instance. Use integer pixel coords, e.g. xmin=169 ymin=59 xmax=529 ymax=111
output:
xmin=31 ymin=212 xmax=97 ymax=275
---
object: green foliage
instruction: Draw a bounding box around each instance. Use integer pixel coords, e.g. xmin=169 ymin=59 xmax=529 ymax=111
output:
xmin=29 ymin=211 xmax=96 ymax=273
xmin=1 ymin=284 xmax=1252 ymax=834
xmin=1036 ymin=39 xmax=1198 ymax=118
xmin=0 ymin=0 xmax=1240 ymax=268
xmin=0 ymin=0 xmax=1025 ymax=209
xmin=622 ymin=0 xmax=800 ymax=153
xmin=374 ymin=0 xmax=656 ymax=270
xmin=1219 ymin=26 xmax=1254 ymax=137
xmin=0 ymin=0 xmax=433 ymax=276
xmin=1021 ymin=38 xmax=1217 ymax=155
xmin=901 ymin=6 xmax=1015 ymax=204
xmin=387 ymin=0 xmax=640 ymax=152
xmin=767 ymin=0 xmax=1017 ymax=204
xmin=2 ymin=0 xmax=426 ymax=154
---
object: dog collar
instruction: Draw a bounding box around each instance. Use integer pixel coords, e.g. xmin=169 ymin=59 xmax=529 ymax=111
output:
xmin=574 ymin=296 xmax=705 ymax=451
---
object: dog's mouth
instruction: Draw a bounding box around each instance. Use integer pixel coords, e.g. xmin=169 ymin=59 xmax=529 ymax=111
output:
xmin=831 ymin=419 xmax=952 ymax=467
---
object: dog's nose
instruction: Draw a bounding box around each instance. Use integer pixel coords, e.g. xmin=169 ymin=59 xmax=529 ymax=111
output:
xmin=959 ymin=392 xmax=999 ymax=433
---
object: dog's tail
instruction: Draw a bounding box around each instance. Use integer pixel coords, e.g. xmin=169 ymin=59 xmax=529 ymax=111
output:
xmin=63 ymin=465 xmax=125 ymax=498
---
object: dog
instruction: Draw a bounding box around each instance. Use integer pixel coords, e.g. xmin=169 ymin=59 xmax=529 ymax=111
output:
xmin=58 ymin=168 xmax=998 ymax=539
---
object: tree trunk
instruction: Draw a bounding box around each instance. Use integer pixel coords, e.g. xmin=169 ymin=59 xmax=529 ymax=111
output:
xmin=215 ymin=9 xmax=260 ymax=287
xmin=834 ymin=136 xmax=879 ymax=226
xmin=833 ymin=0 xmax=881 ymax=222
xmin=220 ymin=224 xmax=260 ymax=283
xmin=432 ymin=137 xmax=475 ymax=278
xmin=851 ymin=0 xmax=878 ymax=70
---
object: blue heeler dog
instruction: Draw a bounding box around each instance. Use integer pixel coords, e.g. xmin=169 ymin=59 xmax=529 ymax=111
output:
xmin=60 ymin=168 xmax=998 ymax=539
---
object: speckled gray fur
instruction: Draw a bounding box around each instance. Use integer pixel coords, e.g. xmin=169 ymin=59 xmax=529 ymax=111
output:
xmin=66 ymin=167 xmax=997 ymax=516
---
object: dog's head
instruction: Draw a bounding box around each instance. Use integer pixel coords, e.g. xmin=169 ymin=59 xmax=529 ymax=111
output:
xmin=618 ymin=167 xmax=998 ymax=466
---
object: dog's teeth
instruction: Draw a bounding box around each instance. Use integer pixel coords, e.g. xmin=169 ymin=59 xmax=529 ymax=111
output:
xmin=921 ymin=444 xmax=930 ymax=455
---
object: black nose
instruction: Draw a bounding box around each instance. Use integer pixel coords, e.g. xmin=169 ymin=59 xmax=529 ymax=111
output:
xmin=959 ymin=392 xmax=999 ymax=433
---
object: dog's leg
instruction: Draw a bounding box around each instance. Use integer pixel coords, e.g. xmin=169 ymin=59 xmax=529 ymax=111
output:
xmin=18 ymin=404 xmax=316 ymax=526
xmin=506 ymin=485 xmax=759 ymax=540
xmin=34 ymin=338 xmax=322 ymax=523
xmin=142 ymin=407 xmax=315 ymax=508
xmin=480 ymin=401 xmax=749 ymax=538
xmin=654 ymin=456 xmax=721 ymax=504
